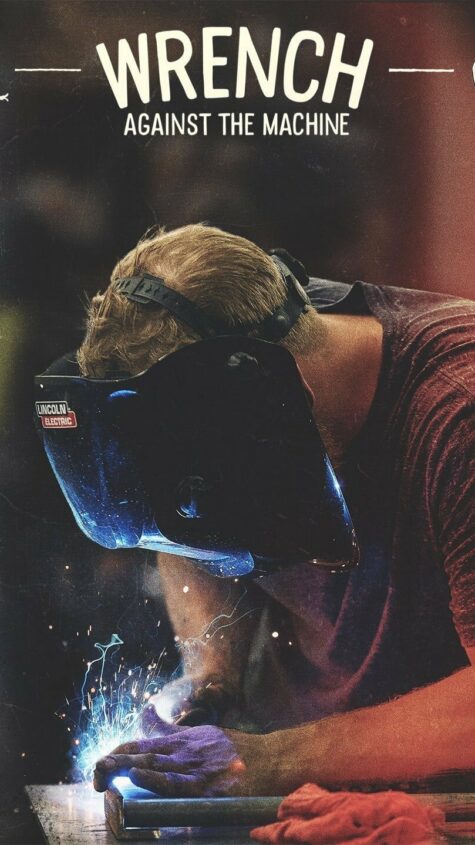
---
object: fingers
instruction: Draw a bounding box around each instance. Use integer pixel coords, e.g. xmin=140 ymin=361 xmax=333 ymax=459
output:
xmin=129 ymin=768 xmax=200 ymax=797
xmin=105 ymin=752 xmax=186 ymax=773
xmin=142 ymin=709 xmax=185 ymax=734
xmin=175 ymin=706 xmax=216 ymax=727
xmin=94 ymin=749 xmax=178 ymax=791
xmin=111 ymin=736 xmax=177 ymax=755
xmin=93 ymin=725 xmax=245 ymax=795
xmin=94 ymin=749 xmax=245 ymax=794
xmin=94 ymin=755 xmax=122 ymax=792
xmin=128 ymin=767 xmax=242 ymax=798
xmin=96 ymin=747 xmax=237 ymax=779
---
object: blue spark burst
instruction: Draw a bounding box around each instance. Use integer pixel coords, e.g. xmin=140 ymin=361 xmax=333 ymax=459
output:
xmin=67 ymin=634 xmax=171 ymax=782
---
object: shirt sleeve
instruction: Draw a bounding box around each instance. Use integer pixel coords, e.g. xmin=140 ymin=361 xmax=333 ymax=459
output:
xmin=429 ymin=391 xmax=475 ymax=649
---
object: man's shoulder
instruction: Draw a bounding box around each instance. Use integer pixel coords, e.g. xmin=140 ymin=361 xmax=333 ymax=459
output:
xmin=374 ymin=284 xmax=475 ymax=401
xmin=363 ymin=281 xmax=475 ymax=324
xmin=308 ymin=276 xmax=475 ymax=320
xmin=368 ymin=284 xmax=475 ymax=455
xmin=311 ymin=279 xmax=475 ymax=387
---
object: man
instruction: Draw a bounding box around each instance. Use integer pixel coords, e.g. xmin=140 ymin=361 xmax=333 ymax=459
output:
xmin=40 ymin=223 xmax=475 ymax=796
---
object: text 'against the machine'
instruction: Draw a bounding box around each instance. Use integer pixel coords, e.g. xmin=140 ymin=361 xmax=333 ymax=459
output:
xmin=122 ymin=111 xmax=351 ymax=137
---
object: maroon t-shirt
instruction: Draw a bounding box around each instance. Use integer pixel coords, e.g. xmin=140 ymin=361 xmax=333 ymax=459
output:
xmin=241 ymin=281 xmax=475 ymax=731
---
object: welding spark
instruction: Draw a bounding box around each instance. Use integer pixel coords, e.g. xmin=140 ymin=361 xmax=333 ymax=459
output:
xmin=65 ymin=636 xmax=173 ymax=782
xmin=193 ymin=587 xmax=254 ymax=645
xmin=169 ymin=587 xmax=257 ymax=693
xmin=200 ymin=608 xmax=255 ymax=641
xmin=64 ymin=590 xmax=257 ymax=783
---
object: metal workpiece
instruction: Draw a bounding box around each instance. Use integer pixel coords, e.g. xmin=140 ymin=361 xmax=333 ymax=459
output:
xmin=104 ymin=778 xmax=282 ymax=839
xmin=26 ymin=783 xmax=475 ymax=843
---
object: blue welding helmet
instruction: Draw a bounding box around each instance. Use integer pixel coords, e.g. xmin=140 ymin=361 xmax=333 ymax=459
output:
xmin=34 ymin=252 xmax=359 ymax=577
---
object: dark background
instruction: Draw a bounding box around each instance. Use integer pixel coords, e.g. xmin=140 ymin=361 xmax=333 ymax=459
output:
xmin=0 ymin=2 xmax=474 ymax=841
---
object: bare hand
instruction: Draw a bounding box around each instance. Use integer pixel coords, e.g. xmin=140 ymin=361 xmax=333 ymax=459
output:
xmin=144 ymin=675 xmax=238 ymax=729
xmin=94 ymin=715 xmax=246 ymax=797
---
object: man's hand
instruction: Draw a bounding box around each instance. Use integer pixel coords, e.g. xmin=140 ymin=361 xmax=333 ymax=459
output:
xmin=144 ymin=675 xmax=238 ymax=729
xmin=94 ymin=716 xmax=246 ymax=797
xmin=94 ymin=666 xmax=475 ymax=798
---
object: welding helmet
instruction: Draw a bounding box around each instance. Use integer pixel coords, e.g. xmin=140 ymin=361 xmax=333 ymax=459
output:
xmin=35 ymin=251 xmax=359 ymax=577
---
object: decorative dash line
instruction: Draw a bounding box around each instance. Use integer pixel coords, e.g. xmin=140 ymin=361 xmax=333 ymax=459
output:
xmin=388 ymin=68 xmax=454 ymax=73
xmin=14 ymin=68 xmax=82 ymax=72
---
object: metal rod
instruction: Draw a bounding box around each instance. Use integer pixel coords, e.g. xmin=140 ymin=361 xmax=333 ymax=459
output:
xmin=123 ymin=796 xmax=283 ymax=828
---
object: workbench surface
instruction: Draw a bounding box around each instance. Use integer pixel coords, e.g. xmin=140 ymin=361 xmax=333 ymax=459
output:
xmin=26 ymin=784 xmax=121 ymax=845
xmin=26 ymin=784 xmax=475 ymax=845
xmin=26 ymin=784 xmax=251 ymax=845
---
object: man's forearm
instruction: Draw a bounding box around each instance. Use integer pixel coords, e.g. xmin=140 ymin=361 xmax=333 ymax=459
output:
xmin=234 ymin=666 xmax=475 ymax=794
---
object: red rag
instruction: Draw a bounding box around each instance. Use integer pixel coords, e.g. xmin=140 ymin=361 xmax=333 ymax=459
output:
xmin=250 ymin=784 xmax=445 ymax=845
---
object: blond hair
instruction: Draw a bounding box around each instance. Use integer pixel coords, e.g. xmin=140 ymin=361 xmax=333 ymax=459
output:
xmin=77 ymin=224 xmax=322 ymax=377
